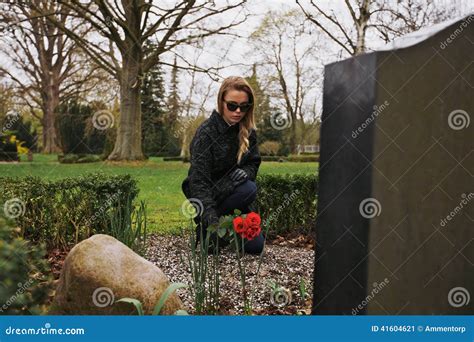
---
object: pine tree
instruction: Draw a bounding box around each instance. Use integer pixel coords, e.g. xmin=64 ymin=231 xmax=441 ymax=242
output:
xmin=245 ymin=64 xmax=283 ymax=146
xmin=163 ymin=56 xmax=181 ymax=156
xmin=141 ymin=52 xmax=167 ymax=156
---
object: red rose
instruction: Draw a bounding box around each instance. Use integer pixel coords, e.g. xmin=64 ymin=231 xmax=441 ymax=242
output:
xmin=245 ymin=212 xmax=261 ymax=227
xmin=243 ymin=224 xmax=261 ymax=240
xmin=233 ymin=216 xmax=247 ymax=234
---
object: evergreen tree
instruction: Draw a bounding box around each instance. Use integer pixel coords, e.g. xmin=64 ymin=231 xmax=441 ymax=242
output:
xmin=141 ymin=55 xmax=167 ymax=156
xmin=163 ymin=56 xmax=181 ymax=156
xmin=245 ymin=64 xmax=283 ymax=146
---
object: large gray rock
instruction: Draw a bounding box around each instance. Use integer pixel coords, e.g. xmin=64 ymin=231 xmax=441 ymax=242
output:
xmin=50 ymin=234 xmax=183 ymax=315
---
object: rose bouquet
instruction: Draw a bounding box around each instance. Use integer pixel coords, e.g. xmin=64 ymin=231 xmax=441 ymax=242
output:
xmin=232 ymin=212 xmax=262 ymax=241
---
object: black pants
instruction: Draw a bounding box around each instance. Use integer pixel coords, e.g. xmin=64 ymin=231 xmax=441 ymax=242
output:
xmin=196 ymin=180 xmax=265 ymax=254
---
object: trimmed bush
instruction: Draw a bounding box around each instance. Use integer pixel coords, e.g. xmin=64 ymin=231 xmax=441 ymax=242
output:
xmin=287 ymin=154 xmax=319 ymax=162
xmin=58 ymin=154 xmax=102 ymax=164
xmin=256 ymin=174 xmax=317 ymax=238
xmin=0 ymin=173 xmax=139 ymax=250
xmin=0 ymin=211 xmax=52 ymax=314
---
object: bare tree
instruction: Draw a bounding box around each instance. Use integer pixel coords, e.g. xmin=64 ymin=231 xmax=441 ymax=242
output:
xmin=296 ymin=0 xmax=463 ymax=56
xmin=250 ymin=9 xmax=321 ymax=153
xmin=0 ymin=1 xmax=102 ymax=153
xmin=31 ymin=0 xmax=248 ymax=160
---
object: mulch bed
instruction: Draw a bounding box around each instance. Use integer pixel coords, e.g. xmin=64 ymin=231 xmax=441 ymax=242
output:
xmin=145 ymin=233 xmax=315 ymax=315
xmin=46 ymin=233 xmax=315 ymax=315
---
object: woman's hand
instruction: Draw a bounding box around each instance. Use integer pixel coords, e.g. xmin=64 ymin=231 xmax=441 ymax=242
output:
xmin=230 ymin=168 xmax=248 ymax=182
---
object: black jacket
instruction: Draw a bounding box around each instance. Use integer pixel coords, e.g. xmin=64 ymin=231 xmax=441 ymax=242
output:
xmin=181 ymin=109 xmax=262 ymax=225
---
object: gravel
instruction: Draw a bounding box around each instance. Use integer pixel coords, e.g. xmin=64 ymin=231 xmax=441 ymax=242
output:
xmin=145 ymin=233 xmax=315 ymax=315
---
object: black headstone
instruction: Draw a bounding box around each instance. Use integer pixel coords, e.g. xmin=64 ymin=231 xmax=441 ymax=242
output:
xmin=313 ymin=15 xmax=474 ymax=315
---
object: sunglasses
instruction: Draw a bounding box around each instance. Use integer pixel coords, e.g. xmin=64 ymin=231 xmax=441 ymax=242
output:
xmin=223 ymin=100 xmax=253 ymax=113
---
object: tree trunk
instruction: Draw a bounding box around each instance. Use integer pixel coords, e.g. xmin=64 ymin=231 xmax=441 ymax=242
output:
xmin=180 ymin=132 xmax=189 ymax=159
xmin=41 ymin=81 xmax=60 ymax=154
xmin=108 ymin=54 xmax=145 ymax=161
xmin=290 ymin=111 xmax=297 ymax=154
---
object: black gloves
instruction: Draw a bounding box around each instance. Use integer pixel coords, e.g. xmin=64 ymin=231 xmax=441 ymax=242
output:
xmin=230 ymin=168 xmax=248 ymax=183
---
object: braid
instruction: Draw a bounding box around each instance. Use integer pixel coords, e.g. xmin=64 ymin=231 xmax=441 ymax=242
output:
xmin=237 ymin=123 xmax=250 ymax=164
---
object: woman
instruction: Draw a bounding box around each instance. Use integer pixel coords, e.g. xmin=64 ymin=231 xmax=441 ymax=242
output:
xmin=181 ymin=76 xmax=264 ymax=254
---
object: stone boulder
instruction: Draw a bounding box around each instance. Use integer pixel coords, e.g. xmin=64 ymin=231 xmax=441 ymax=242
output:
xmin=49 ymin=234 xmax=183 ymax=315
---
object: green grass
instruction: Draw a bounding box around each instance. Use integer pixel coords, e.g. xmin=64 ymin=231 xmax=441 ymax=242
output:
xmin=0 ymin=154 xmax=318 ymax=234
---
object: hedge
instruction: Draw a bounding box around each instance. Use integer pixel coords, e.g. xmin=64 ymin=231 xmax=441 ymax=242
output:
xmin=256 ymin=173 xmax=317 ymax=238
xmin=286 ymin=154 xmax=319 ymax=162
xmin=0 ymin=173 xmax=138 ymax=250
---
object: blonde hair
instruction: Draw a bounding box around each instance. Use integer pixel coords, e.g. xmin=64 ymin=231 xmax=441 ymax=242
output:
xmin=216 ymin=76 xmax=256 ymax=164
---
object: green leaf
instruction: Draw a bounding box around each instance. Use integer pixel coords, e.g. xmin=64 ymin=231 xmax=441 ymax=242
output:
xmin=217 ymin=226 xmax=227 ymax=238
xmin=207 ymin=222 xmax=218 ymax=233
xmin=117 ymin=298 xmax=144 ymax=316
xmin=233 ymin=209 xmax=242 ymax=216
xmin=152 ymin=283 xmax=188 ymax=315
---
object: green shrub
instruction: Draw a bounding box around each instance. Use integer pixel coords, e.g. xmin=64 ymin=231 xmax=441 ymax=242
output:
xmin=0 ymin=135 xmax=19 ymax=161
xmin=286 ymin=154 xmax=319 ymax=162
xmin=58 ymin=154 xmax=102 ymax=164
xmin=256 ymin=174 xmax=317 ymax=237
xmin=0 ymin=211 xmax=52 ymax=315
xmin=0 ymin=173 xmax=139 ymax=250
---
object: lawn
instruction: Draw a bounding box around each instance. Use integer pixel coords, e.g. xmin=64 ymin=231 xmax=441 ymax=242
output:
xmin=0 ymin=154 xmax=318 ymax=234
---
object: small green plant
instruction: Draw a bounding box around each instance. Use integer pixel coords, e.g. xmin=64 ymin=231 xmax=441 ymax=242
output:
xmin=179 ymin=219 xmax=221 ymax=314
xmin=106 ymin=196 xmax=148 ymax=255
xmin=298 ymin=277 xmax=309 ymax=304
xmin=118 ymin=282 xmax=188 ymax=315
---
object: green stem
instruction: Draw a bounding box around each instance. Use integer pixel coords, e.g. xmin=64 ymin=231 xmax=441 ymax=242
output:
xmin=232 ymin=230 xmax=249 ymax=314
xmin=248 ymin=222 xmax=270 ymax=310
